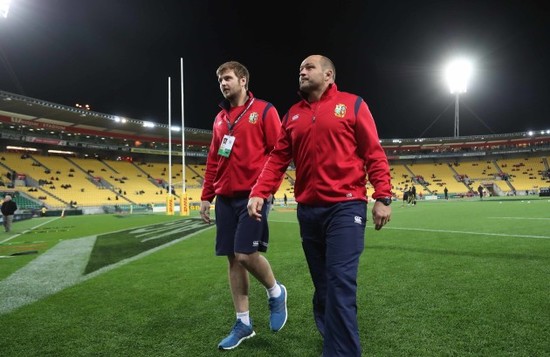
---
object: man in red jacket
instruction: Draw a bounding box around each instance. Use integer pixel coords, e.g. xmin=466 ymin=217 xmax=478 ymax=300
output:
xmin=248 ymin=55 xmax=392 ymax=356
xmin=200 ymin=61 xmax=287 ymax=350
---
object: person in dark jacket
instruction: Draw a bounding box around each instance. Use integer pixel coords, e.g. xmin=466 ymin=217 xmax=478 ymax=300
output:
xmin=410 ymin=185 xmax=417 ymax=205
xmin=248 ymin=54 xmax=393 ymax=357
xmin=1 ymin=194 xmax=18 ymax=232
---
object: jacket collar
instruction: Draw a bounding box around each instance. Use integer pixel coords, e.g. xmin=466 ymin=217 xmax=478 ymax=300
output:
xmin=298 ymin=83 xmax=338 ymax=103
xmin=219 ymin=91 xmax=254 ymax=112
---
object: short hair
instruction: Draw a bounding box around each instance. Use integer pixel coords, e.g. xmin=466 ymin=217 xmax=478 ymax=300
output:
xmin=216 ymin=61 xmax=250 ymax=90
xmin=319 ymin=56 xmax=336 ymax=81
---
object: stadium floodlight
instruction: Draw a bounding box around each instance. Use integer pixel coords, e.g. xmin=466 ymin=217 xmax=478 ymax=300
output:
xmin=445 ymin=58 xmax=472 ymax=137
xmin=1 ymin=0 xmax=11 ymax=18
xmin=7 ymin=145 xmax=37 ymax=151
xmin=113 ymin=116 xmax=127 ymax=123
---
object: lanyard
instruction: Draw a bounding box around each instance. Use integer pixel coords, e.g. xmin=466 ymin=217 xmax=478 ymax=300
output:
xmin=225 ymin=97 xmax=255 ymax=134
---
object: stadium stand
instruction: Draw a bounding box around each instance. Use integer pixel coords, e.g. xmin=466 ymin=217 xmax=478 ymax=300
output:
xmin=2 ymin=89 xmax=550 ymax=212
xmin=389 ymin=163 xmax=412 ymax=198
xmin=29 ymin=154 xmax=112 ymax=207
xmin=407 ymin=162 xmax=464 ymax=196
xmin=495 ymin=155 xmax=550 ymax=194
xmin=99 ymin=158 xmax=166 ymax=205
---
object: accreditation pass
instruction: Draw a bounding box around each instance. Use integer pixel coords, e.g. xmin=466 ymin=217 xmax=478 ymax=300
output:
xmin=218 ymin=134 xmax=236 ymax=157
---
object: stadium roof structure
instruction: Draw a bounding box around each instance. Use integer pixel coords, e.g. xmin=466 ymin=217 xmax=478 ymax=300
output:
xmin=0 ymin=90 xmax=212 ymax=146
xmin=1 ymin=89 xmax=550 ymax=155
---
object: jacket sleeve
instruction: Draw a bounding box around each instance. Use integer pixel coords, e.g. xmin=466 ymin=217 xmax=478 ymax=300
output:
xmin=263 ymin=104 xmax=281 ymax=155
xmin=200 ymin=119 xmax=220 ymax=202
xmin=262 ymin=105 xmax=285 ymax=195
xmin=251 ymin=112 xmax=293 ymax=198
xmin=355 ymin=99 xmax=393 ymax=199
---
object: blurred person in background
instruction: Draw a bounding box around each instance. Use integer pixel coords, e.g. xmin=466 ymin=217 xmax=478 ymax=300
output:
xmin=1 ymin=194 xmax=18 ymax=232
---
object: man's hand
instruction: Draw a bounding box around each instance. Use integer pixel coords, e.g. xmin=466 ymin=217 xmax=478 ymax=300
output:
xmin=247 ymin=197 xmax=264 ymax=221
xmin=200 ymin=200 xmax=211 ymax=224
xmin=372 ymin=201 xmax=392 ymax=231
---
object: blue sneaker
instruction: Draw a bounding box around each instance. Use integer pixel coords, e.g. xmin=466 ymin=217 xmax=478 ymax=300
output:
xmin=268 ymin=282 xmax=288 ymax=331
xmin=218 ymin=319 xmax=255 ymax=350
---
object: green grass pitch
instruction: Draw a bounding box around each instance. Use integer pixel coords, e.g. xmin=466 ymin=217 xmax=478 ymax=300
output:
xmin=1 ymin=197 xmax=549 ymax=356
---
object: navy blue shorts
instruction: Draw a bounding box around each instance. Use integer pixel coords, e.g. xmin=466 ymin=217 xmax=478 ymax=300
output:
xmin=214 ymin=196 xmax=269 ymax=256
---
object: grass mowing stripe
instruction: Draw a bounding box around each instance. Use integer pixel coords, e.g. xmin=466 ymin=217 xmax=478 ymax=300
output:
xmin=81 ymin=225 xmax=213 ymax=282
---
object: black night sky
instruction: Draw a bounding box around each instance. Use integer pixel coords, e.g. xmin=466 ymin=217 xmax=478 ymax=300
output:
xmin=1 ymin=0 xmax=549 ymax=139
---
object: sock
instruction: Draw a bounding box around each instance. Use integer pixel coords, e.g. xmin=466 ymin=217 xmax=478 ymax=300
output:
xmin=267 ymin=282 xmax=281 ymax=299
xmin=236 ymin=311 xmax=250 ymax=326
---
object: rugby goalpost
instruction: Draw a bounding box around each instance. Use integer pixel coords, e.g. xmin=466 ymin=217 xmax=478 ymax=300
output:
xmin=166 ymin=58 xmax=190 ymax=216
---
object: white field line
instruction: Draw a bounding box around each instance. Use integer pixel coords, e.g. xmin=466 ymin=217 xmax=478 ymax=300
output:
xmin=268 ymin=219 xmax=550 ymax=239
xmin=0 ymin=227 xmax=212 ymax=315
xmin=381 ymin=226 xmax=550 ymax=239
xmin=0 ymin=217 xmax=61 ymax=244
xmin=0 ymin=236 xmax=96 ymax=315
xmin=487 ymin=217 xmax=550 ymax=220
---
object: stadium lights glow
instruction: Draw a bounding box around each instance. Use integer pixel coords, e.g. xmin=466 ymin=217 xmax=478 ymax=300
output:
xmin=7 ymin=145 xmax=37 ymax=151
xmin=75 ymin=103 xmax=91 ymax=110
xmin=171 ymin=126 xmax=181 ymax=132
xmin=1 ymin=0 xmax=11 ymax=18
xmin=445 ymin=58 xmax=473 ymax=138
xmin=48 ymin=150 xmax=75 ymax=155
xmin=114 ymin=116 xmax=127 ymax=123
xmin=142 ymin=121 xmax=155 ymax=128
xmin=445 ymin=59 xmax=472 ymax=94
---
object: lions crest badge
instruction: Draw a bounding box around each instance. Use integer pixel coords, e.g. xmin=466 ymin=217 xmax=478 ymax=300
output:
xmin=248 ymin=112 xmax=259 ymax=124
xmin=334 ymin=104 xmax=347 ymax=118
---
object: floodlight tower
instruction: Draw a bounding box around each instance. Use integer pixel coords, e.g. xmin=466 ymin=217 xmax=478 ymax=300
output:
xmin=445 ymin=59 xmax=472 ymax=137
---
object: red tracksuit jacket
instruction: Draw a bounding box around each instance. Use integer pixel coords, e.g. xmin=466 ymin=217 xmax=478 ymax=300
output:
xmin=251 ymin=84 xmax=392 ymax=205
xmin=201 ymin=92 xmax=281 ymax=202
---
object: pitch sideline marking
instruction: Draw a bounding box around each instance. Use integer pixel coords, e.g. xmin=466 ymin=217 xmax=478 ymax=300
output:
xmin=268 ymin=219 xmax=550 ymax=239
xmin=0 ymin=217 xmax=61 ymax=244
xmin=487 ymin=217 xmax=550 ymax=220
xmin=381 ymin=226 xmax=550 ymax=239
xmin=0 ymin=223 xmax=213 ymax=315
